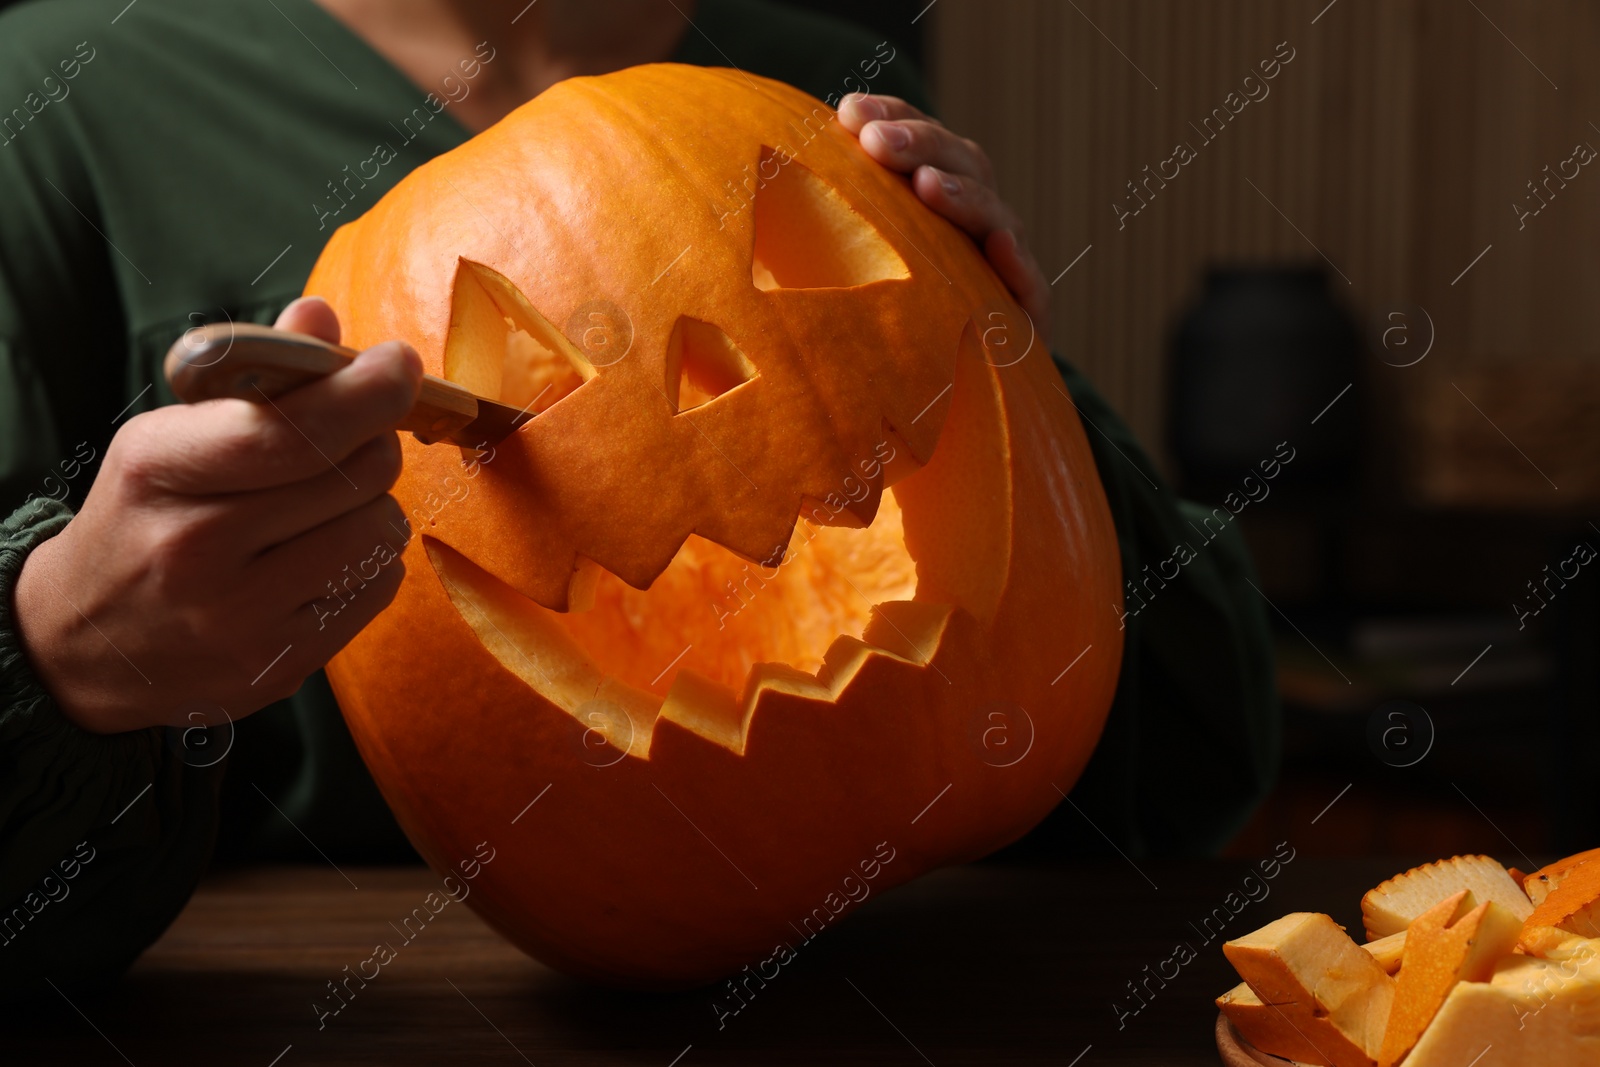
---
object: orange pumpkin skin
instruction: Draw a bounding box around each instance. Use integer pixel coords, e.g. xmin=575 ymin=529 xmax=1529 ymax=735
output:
xmin=307 ymin=64 xmax=1122 ymax=986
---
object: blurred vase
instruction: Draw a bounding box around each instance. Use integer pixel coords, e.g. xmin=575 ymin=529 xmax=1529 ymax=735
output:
xmin=1169 ymin=265 xmax=1361 ymax=496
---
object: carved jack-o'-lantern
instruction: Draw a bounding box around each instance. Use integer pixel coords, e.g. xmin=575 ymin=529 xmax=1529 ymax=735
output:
xmin=307 ymin=64 xmax=1122 ymax=986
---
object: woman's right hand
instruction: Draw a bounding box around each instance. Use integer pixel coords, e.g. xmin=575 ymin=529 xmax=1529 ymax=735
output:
xmin=12 ymin=297 xmax=423 ymax=734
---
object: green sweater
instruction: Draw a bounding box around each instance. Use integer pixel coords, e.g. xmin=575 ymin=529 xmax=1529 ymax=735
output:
xmin=0 ymin=0 xmax=1279 ymax=990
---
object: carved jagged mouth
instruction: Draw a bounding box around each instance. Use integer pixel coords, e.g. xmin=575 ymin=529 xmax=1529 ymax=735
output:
xmin=424 ymin=488 xmax=958 ymax=761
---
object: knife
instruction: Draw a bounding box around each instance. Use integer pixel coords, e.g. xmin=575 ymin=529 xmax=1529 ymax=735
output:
xmin=164 ymin=322 xmax=534 ymax=447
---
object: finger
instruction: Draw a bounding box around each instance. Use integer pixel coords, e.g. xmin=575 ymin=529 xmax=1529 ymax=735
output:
xmin=985 ymin=228 xmax=1053 ymax=348
xmin=242 ymin=556 xmax=405 ymax=704
xmin=274 ymin=295 xmax=342 ymax=345
xmin=125 ymin=340 xmax=423 ymax=496
xmin=188 ymin=529 xmax=407 ymax=710
xmin=911 ymin=165 xmax=1018 ymax=242
xmin=249 ymin=492 xmax=410 ymax=609
xmin=299 ymin=552 xmax=406 ymax=638
xmin=835 ymin=93 xmax=935 ymax=133
xmin=250 ymin=550 xmax=408 ymax=705
xmin=856 ymin=118 xmax=995 ymax=187
xmin=210 ymin=432 xmax=405 ymax=556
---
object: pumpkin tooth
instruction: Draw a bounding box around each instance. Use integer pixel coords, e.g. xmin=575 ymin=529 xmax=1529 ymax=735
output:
xmin=797 ymin=494 xmax=870 ymax=532
xmin=861 ymin=601 xmax=950 ymax=666
xmin=653 ymin=611 xmax=957 ymax=758
xmin=567 ymin=555 xmax=601 ymax=612
xmin=876 ymin=421 xmax=921 ymax=489
xmin=657 ymin=668 xmax=745 ymax=752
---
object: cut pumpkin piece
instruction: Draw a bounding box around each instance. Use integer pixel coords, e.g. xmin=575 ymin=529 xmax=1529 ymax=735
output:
xmin=1361 ymin=855 xmax=1532 ymax=940
xmin=1521 ymin=924 xmax=1600 ymax=963
xmin=1378 ymin=890 xmax=1524 ymax=1067
xmin=1521 ymin=856 xmax=1600 ymax=946
xmin=1223 ymin=913 xmax=1395 ymax=1067
xmin=1526 ymin=849 xmax=1600 ymax=909
xmin=1363 ymin=928 xmax=1408 ymax=975
xmin=1218 ymin=981 xmax=1344 ymax=1067
xmin=1402 ymin=952 xmax=1600 ymax=1067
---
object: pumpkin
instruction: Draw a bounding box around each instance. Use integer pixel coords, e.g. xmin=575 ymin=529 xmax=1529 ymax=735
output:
xmin=306 ymin=64 xmax=1122 ymax=986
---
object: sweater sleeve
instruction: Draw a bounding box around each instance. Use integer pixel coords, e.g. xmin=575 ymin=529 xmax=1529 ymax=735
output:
xmin=0 ymin=12 xmax=225 ymax=994
xmin=0 ymin=499 xmax=225 ymax=993
xmin=1001 ymin=356 xmax=1282 ymax=859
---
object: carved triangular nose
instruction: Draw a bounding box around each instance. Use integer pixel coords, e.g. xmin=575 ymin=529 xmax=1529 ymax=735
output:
xmin=665 ymin=316 xmax=757 ymax=414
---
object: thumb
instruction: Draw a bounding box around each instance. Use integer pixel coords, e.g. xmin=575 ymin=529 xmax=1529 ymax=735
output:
xmin=275 ymin=295 xmax=342 ymax=345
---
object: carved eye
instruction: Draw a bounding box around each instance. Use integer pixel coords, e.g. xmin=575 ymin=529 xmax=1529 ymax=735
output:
xmin=445 ymin=259 xmax=594 ymax=413
xmin=749 ymin=146 xmax=910 ymax=291
xmin=665 ymin=316 xmax=757 ymax=414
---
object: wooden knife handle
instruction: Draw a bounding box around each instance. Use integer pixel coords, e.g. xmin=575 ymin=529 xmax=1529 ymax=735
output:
xmin=164 ymin=322 xmax=479 ymax=442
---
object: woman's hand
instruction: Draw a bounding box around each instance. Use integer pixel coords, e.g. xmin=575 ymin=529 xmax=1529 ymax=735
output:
xmin=837 ymin=93 xmax=1051 ymax=346
xmin=12 ymin=298 xmax=422 ymax=734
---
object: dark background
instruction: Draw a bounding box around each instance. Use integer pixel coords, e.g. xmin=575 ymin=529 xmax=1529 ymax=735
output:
xmin=804 ymin=0 xmax=1599 ymax=862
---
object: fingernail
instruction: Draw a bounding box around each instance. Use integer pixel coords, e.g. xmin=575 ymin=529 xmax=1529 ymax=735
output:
xmin=938 ymin=169 xmax=961 ymax=196
xmin=855 ymin=95 xmax=885 ymax=120
xmin=875 ymin=121 xmax=909 ymax=150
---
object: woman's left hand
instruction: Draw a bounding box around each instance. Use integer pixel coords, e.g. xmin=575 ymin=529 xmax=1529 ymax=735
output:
xmin=837 ymin=93 xmax=1051 ymax=347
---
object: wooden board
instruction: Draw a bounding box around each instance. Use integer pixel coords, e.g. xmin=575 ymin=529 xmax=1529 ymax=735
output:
xmin=9 ymin=858 xmax=1411 ymax=1065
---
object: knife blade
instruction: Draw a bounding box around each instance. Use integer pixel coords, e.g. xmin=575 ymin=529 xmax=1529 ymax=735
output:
xmin=163 ymin=322 xmax=534 ymax=447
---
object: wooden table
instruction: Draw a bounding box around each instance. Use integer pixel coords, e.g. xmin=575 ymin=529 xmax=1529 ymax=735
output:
xmin=14 ymin=857 xmax=1415 ymax=1065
